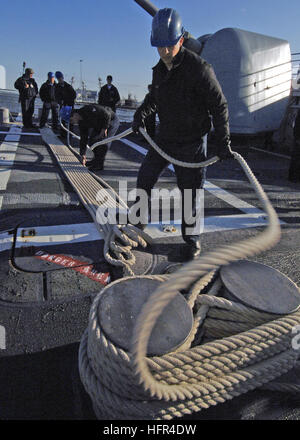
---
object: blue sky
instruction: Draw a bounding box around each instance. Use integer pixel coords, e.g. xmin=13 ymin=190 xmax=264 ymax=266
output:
xmin=1 ymin=0 xmax=299 ymax=100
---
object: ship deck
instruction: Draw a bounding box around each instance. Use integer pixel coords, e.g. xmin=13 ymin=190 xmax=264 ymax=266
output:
xmin=1 ymin=118 xmax=300 ymax=419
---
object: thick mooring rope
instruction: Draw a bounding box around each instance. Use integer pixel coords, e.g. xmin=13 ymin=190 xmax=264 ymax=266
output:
xmin=79 ymin=284 xmax=300 ymax=419
xmin=41 ymin=126 xmax=147 ymax=276
xmin=78 ymin=126 xmax=300 ymax=419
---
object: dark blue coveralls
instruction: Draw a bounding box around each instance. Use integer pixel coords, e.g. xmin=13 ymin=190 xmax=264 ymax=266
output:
xmin=133 ymin=46 xmax=230 ymax=246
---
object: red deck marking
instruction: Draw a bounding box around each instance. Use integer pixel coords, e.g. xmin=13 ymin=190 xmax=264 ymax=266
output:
xmin=35 ymin=250 xmax=110 ymax=286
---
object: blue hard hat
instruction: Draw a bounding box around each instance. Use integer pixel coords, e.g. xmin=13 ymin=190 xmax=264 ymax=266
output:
xmin=151 ymin=8 xmax=185 ymax=47
xmin=60 ymin=106 xmax=72 ymax=122
xmin=48 ymin=71 xmax=55 ymax=79
xmin=55 ymin=71 xmax=64 ymax=79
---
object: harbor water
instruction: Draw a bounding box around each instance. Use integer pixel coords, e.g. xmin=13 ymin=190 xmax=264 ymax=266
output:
xmin=0 ymin=88 xmax=136 ymax=123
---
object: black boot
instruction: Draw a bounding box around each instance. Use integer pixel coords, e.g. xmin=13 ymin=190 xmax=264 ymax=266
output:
xmin=128 ymin=197 xmax=150 ymax=230
xmin=86 ymin=158 xmax=97 ymax=167
xmin=88 ymin=145 xmax=108 ymax=171
xmin=88 ymin=162 xmax=104 ymax=172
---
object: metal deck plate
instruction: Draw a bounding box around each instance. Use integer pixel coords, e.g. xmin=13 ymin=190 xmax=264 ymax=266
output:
xmin=220 ymin=260 xmax=300 ymax=314
xmin=98 ymin=277 xmax=193 ymax=356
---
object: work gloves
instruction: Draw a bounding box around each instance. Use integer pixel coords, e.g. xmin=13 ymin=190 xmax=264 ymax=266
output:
xmin=132 ymin=118 xmax=145 ymax=134
xmin=216 ymin=143 xmax=235 ymax=161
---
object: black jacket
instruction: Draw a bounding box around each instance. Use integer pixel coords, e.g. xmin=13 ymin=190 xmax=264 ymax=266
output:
xmin=14 ymin=75 xmax=38 ymax=101
xmin=98 ymin=84 xmax=120 ymax=112
xmin=134 ymin=46 xmax=230 ymax=147
xmin=77 ymin=104 xmax=115 ymax=155
xmin=56 ymin=81 xmax=76 ymax=107
xmin=39 ymin=81 xmax=59 ymax=103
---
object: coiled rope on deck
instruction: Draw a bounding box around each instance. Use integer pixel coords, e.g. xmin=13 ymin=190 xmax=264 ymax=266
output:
xmin=77 ymin=126 xmax=300 ymax=419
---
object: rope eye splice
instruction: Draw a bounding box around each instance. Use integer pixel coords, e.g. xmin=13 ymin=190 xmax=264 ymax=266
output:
xmin=73 ymin=122 xmax=300 ymax=420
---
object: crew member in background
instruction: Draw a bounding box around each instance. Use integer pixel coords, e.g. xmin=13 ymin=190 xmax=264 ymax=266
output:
xmin=132 ymin=8 xmax=233 ymax=259
xmin=14 ymin=68 xmax=38 ymax=129
xmin=144 ymin=84 xmax=156 ymax=139
xmin=69 ymin=104 xmax=119 ymax=171
xmin=289 ymin=109 xmax=300 ymax=182
xmin=39 ymin=72 xmax=59 ymax=131
xmin=55 ymin=71 xmax=76 ymax=136
xmin=98 ymin=75 xmax=120 ymax=112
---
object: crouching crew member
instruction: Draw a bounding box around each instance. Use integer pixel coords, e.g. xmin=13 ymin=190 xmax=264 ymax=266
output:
xmin=14 ymin=68 xmax=38 ymax=128
xmin=39 ymin=72 xmax=59 ymax=131
xmin=132 ymin=8 xmax=233 ymax=259
xmin=69 ymin=104 xmax=119 ymax=171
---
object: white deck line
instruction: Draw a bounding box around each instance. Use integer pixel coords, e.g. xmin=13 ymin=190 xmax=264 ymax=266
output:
xmin=0 ymin=223 xmax=104 ymax=253
xmin=204 ymin=181 xmax=265 ymax=216
xmin=0 ymin=126 xmax=22 ymax=210
xmin=250 ymin=147 xmax=290 ymax=160
xmin=15 ymin=223 xmax=103 ymax=248
xmin=120 ymin=138 xmax=148 ymax=156
xmin=0 ymin=131 xmax=41 ymax=137
xmin=1 ymin=193 xmax=79 ymax=205
xmin=145 ymin=214 xmax=269 ymax=239
xmin=0 ymin=232 xmax=14 ymax=253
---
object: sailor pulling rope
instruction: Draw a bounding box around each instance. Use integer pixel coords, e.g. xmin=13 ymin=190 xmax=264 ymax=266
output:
xmin=59 ymin=109 xmax=222 ymax=271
